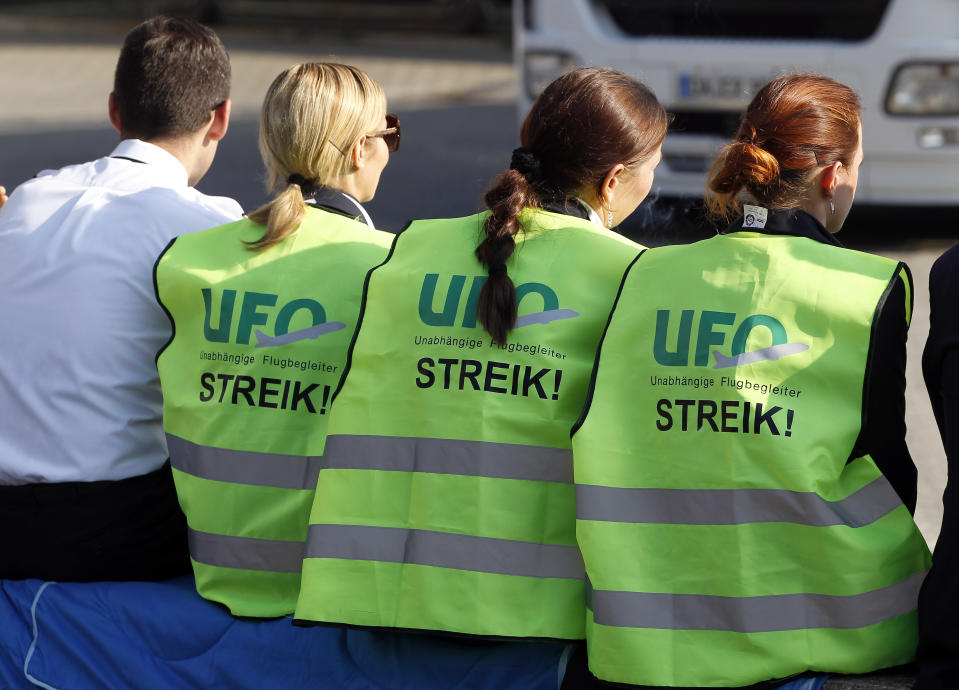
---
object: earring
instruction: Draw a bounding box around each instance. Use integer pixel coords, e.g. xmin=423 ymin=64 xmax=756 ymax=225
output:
xmin=829 ymin=199 xmax=836 ymax=215
xmin=606 ymin=209 xmax=614 ymax=228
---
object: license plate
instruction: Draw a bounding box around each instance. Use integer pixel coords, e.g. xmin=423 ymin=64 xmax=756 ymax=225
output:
xmin=677 ymin=73 xmax=771 ymax=107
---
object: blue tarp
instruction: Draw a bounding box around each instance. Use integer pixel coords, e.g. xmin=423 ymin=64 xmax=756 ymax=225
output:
xmin=0 ymin=576 xmax=571 ymax=690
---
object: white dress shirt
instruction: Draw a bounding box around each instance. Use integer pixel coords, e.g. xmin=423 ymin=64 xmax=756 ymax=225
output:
xmin=0 ymin=139 xmax=243 ymax=484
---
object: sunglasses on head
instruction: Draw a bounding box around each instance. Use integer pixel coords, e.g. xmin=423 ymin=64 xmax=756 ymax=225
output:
xmin=366 ymin=113 xmax=401 ymax=153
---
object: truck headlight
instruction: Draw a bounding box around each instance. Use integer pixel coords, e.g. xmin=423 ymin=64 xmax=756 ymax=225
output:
xmin=886 ymin=63 xmax=959 ymax=116
xmin=523 ymin=52 xmax=579 ymax=100
xmin=917 ymin=126 xmax=959 ymax=149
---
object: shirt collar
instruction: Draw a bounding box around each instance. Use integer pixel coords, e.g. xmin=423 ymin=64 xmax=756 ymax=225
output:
xmin=541 ymin=197 xmax=606 ymax=228
xmin=305 ymin=187 xmax=374 ymax=227
xmin=722 ymin=205 xmax=844 ymax=248
xmin=109 ymin=139 xmax=190 ymax=187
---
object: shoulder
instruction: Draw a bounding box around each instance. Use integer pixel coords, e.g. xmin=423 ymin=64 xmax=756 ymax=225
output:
xmin=520 ymin=207 xmax=644 ymax=252
xmin=11 ymin=157 xmax=241 ymax=232
xmin=394 ymin=212 xmax=488 ymax=246
xmin=403 ymin=212 xmax=487 ymax=232
xmin=930 ymin=243 xmax=959 ymax=293
xmin=105 ymin=185 xmax=242 ymax=235
xmin=162 ymin=216 xmax=252 ymax=253
xmin=169 ymin=187 xmax=244 ymax=226
xmin=300 ymin=205 xmax=394 ymax=248
xmin=30 ymin=156 xmax=107 ymax=183
xmin=2 ymin=157 xmax=106 ymax=205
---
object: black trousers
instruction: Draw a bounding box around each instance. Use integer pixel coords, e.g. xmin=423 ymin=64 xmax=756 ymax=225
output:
xmin=0 ymin=461 xmax=191 ymax=582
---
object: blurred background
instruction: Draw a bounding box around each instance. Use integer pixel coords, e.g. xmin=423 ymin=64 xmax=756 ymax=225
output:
xmin=0 ymin=0 xmax=954 ymax=546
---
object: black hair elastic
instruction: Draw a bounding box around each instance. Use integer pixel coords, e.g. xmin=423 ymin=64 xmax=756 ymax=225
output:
xmin=287 ymin=173 xmax=319 ymax=196
xmin=509 ymin=147 xmax=543 ymax=183
xmin=488 ymin=262 xmax=508 ymax=276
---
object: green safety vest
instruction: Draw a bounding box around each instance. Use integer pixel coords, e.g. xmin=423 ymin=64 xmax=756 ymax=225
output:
xmin=294 ymin=208 xmax=643 ymax=639
xmin=572 ymin=231 xmax=931 ymax=687
xmin=155 ymin=206 xmax=392 ymax=617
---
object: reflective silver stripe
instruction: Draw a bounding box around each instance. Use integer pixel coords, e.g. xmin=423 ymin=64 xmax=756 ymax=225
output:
xmin=188 ymin=528 xmax=304 ymax=574
xmin=323 ymin=434 xmax=573 ymax=483
xmin=305 ymin=523 xmax=585 ymax=580
xmin=586 ymin=570 xmax=926 ymax=633
xmin=576 ymin=477 xmax=902 ymax=528
xmin=168 ymin=434 xmax=322 ymax=490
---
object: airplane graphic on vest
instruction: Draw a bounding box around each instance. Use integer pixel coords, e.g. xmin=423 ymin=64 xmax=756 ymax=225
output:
xmin=201 ymin=288 xmax=345 ymax=348
xmin=418 ymin=274 xmax=579 ymax=328
xmin=712 ymin=342 xmax=809 ymax=369
xmin=654 ymin=309 xmax=808 ymax=369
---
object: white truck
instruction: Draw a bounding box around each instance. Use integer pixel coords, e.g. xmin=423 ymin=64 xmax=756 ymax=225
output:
xmin=515 ymin=0 xmax=959 ymax=206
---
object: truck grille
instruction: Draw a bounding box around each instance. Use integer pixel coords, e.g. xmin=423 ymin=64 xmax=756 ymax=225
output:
xmin=671 ymin=110 xmax=744 ymax=138
xmin=597 ymin=0 xmax=892 ymax=41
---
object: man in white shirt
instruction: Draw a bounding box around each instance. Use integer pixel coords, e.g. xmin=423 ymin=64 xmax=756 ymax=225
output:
xmin=0 ymin=16 xmax=243 ymax=581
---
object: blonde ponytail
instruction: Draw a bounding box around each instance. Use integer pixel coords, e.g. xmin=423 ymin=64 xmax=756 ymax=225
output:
xmin=245 ymin=181 xmax=308 ymax=251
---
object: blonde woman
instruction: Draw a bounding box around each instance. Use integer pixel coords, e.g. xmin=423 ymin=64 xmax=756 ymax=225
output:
xmin=153 ymin=62 xmax=397 ymax=618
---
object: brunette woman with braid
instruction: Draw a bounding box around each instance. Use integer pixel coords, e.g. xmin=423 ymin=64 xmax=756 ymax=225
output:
xmin=570 ymin=73 xmax=929 ymax=688
xmin=153 ymin=62 xmax=397 ymax=617
xmin=294 ymin=67 xmax=668 ymax=642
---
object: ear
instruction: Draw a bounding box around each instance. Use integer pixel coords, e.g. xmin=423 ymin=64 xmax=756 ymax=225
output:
xmin=206 ymin=99 xmax=231 ymax=143
xmin=599 ymin=163 xmax=627 ymax=206
xmin=820 ymin=160 xmax=843 ymax=197
xmin=351 ymin=135 xmax=368 ymax=170
xmin=108 ymin=92 xmax=123 ymax=134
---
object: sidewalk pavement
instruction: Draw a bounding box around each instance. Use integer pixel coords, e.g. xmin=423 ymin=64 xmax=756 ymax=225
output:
xmin=0 ymin=15 xmax=517 ymax=134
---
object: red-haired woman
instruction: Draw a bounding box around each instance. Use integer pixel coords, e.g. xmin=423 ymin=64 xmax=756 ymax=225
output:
xmin=570 ymin=74 xmax=930 ymax=688
xmin=294 ymin=67 xmax=668 ymax=642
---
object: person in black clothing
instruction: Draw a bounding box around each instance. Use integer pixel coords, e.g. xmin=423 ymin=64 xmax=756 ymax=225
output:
xmin=916 ymin=243 xmax=959 ymax=690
